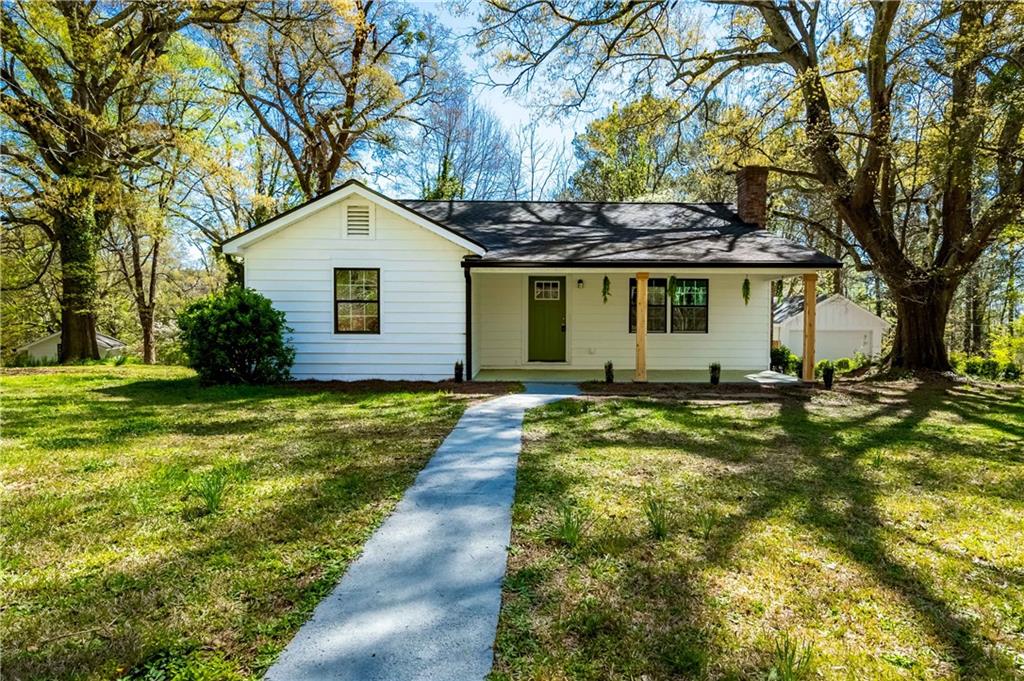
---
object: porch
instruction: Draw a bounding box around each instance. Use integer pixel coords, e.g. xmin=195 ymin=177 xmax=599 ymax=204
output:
xmin=474 ymin=368 xmax=800 ymax=385
xmin=467 ymin=267 xmax=821 ymax=382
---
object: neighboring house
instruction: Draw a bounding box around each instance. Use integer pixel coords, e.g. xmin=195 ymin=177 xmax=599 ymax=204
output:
xmin=13 ymin=331 xmax=126 ymax=362
xmin=774 ymin=294 xmax=889 ymax=360
xmin=222 ymin=167 xmax=840 ymax=382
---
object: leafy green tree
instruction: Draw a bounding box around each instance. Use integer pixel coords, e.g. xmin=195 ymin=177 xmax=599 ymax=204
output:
xmin=568 ymin=95 xmax=681 ymax=201
xmin=479 ymin=0 xmax=1024 ymax=370
xmin=1 ymin=1 xmax=241 ymax=361
xmin=422 ymin=155 xmax=466 ymax=200
xmin=216 ymin=0 xmax=454 ymax=200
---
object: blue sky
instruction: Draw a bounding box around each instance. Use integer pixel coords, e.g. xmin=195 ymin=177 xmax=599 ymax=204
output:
xmin=421 ymin=1 xmax=590 ymax=150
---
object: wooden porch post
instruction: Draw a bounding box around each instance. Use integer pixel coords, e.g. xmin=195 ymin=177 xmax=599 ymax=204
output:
xmin=635 ymin=272 xmax=648 ymax=382
xmin=802 ymin=272 xmax=817 ymax=382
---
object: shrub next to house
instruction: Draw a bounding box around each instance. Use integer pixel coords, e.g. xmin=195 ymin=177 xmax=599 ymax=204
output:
xmin=179 ymin=287 xmax=295 ymax=384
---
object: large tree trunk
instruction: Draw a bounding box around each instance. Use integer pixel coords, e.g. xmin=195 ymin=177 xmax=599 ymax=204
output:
xmin=889 ymin=279 xmax=956 ymax=370
xmin=56 ymin=189 xmax=102 ymax=362
xmin=140 ymin=305 xmax=156 ymax=364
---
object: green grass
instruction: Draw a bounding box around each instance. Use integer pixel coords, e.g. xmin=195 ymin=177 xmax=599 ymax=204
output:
xmin=493 ymin=379 xmax=1024 ymax=680
xmin=1 ymin=366 xmax=472 ymax=680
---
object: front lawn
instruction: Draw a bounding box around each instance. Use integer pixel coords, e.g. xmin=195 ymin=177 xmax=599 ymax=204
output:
xmin=493 ymin=379 xmax=1024 ymax=680
xmin=1 ymin=366 xmax=484 ymax=680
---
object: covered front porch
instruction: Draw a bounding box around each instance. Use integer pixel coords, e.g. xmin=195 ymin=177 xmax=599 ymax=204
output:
xmin=466 ymin=266 xmax=822 ymax=383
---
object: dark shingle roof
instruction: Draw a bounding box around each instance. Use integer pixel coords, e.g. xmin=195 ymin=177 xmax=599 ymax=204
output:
xmin=397 ymin=200 xmax=840 ymax=268
xmin=773 ymin=294 xmax=830 ymax=324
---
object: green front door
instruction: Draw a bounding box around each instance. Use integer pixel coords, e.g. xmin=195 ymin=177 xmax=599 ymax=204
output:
xmin=528 ymin=277 xmax=566 ymax=361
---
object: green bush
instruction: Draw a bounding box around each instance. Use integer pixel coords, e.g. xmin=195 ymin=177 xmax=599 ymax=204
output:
xmin=964 ymin=355 xmax=985 ymax=376
xmin=980 ymin=358 xmax=1001 ymax=379
xmin=178 ymin=287 xmax=294 ymax=385
xmin=834 ymin=357 xmax=852 ymax=372
xmin=770 ymin=344 xmax=791 ymax=371
xmin=771 ymin=344 xmax=800 ymax=374
xmin=1003 ymin=362 xmax=1021 ymax=381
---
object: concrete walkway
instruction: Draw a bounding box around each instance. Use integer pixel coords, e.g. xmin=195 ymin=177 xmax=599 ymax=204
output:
xmin=264 ymin=383 xmax=579 ymax=681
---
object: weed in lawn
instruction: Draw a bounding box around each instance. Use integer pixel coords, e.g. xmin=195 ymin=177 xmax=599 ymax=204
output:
xmin=767 ymin=633 xmax=814 ymax=680
xmin=642 ymin=490 xmax=670 ymax=540
xmin=1 ymin=366 xmax=470 ymax=680
xmin=492 ymin=382 xmax=1024 ymax=680
xmin=870 ymin=449 xmax=885 ymax=468
xmin=695 ymin=507 xmax=717 ymax=540
xmin=556 ymin=399 xmax=591 ymax=416
xmin=662 ymin=632 xmax=707 ymax=676
xmin=187 ymin=468 xmax=231 ymax=515
xmin=547 ymin=502 xmax=590 ymax=548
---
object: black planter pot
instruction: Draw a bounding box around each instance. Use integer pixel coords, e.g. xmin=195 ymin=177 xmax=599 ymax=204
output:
xmin=822 ymin=366 xmax=835 ymax=389
xmin=709 ymin=365 xmax=721 ymax=385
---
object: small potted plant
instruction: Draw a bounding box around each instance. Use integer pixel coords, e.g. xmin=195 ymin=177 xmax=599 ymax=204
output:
xmin=604 ymin=360 xmax=614 ymax=384
xmin=821 ymin=361 xmax=835 ymax=389
xmin=454 ymin=360 xmax=464 ymax=383
xmin=709 ymin=362 xmax=721 ymax=385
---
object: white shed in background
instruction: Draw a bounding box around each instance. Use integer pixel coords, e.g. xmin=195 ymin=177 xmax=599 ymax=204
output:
xmin=774 ymin=294 xmax=889 ymax=360
xmin=12 ymin=331 xmax=126 ymax=362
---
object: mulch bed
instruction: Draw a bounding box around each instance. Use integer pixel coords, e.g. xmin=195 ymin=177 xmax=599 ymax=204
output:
xmin=579 ymin=380 xmax=817 ymax=400
xmin=286 ymin=379 xmax=522 ymax=397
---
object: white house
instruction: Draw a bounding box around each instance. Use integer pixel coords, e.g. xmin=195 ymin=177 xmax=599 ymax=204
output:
xmin=222 ymin=168 xmax=840 ymax=383
xmin=774 ymin=293 xmax=889 ymax=361
xmin=13 ymin=331 xmax=126 ymax=362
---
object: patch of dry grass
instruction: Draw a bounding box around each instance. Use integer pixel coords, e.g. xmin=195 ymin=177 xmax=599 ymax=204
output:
xmin=2 ymin=366 xmax=472 ymax=680
xmin=492 ymin=380 xmax=1024 ymax=680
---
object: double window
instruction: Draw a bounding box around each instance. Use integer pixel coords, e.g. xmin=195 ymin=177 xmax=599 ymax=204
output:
xmin=334 ymin=268 xmax=380 ymax=334
xmin=629 ymin=278 xmax=708 ymax=334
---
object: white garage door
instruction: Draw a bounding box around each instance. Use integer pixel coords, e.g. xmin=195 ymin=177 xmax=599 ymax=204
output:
xmin=787 ymin=329 xmax=872 ymax=361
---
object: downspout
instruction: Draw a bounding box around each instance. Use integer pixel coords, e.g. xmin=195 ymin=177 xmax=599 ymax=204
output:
xmin=464 ymin=263 xmax=473 ymax=382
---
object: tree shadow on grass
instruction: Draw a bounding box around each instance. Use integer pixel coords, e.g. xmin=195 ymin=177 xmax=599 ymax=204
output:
xmin=503 ymin=381 xmax=1022 ymax=680
xmin=702 ymin=383 xmax=1019 ymax=678
xmin=3 ymin=383 xmax=466 ymax=680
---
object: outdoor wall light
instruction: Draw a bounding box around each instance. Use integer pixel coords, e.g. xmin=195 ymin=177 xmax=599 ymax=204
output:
xmin=577 ymin=279 xmax=584 ymax=289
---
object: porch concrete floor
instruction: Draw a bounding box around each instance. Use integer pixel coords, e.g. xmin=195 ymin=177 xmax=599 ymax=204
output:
xmin=473 ymin=369 xmax=800 ymax=385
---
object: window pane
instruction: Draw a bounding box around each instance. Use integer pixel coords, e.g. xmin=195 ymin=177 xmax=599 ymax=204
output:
xmin=335 ymin=269 xmax=378 ymax=302
xmin=648 ymin=279 xmax=667 ymax=306
xmin=672 ymin=306 xmax=707 ymax=333
xmin=337 ymin=302 xmax=379 ymax=333
xmin=648 ymin=306 xmax=667 ymax=333
xmin=672 ymin=279 xmax=707 ymax=306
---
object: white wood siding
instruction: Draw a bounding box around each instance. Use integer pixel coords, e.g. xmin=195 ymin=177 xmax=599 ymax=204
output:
xmin=475 ymin=272 xmax=773 ymax=371
xmin=243 ymin=199 xmax=471 ymax=380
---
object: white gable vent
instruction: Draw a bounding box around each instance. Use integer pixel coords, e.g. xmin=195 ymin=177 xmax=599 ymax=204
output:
xmin=344 ymin=204 xmax=374 ymax=238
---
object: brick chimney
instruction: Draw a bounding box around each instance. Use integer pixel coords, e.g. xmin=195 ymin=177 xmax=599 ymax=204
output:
xmin=735 ymin=166 xmax=769 ymax=229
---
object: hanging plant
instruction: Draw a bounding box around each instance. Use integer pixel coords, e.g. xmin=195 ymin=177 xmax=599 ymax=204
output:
xmin=602 ymin=275 xmax=611 ymax=303
xmin=742 ymin=277 xmax=751 ymax=306
xmin=668 ymin=276 xmax=677 ymax=300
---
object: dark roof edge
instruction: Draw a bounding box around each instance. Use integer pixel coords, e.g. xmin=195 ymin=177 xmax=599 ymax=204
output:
xmin=398 ymin=198 xmax=736 ymax=207
xmin=220 ymin=179 xmax=487 ymax=250
xmin=461 ymin=258 xmax=842 ymax=269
